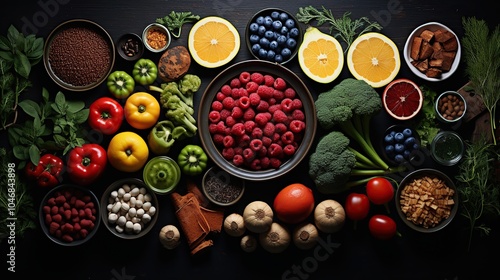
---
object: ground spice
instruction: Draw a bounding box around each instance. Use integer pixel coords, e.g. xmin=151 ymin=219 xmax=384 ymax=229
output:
xmin=204 ymin=172 xmax=243 ymax=204
xmin=146 ymin=29 xmax=167 ymax=50
xmin=48 ymin=26 xmax=112 ymax=86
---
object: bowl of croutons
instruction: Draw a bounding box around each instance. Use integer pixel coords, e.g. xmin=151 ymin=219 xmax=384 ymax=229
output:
xmin=403 ymin=22 xmax=461 ymax=82
xmin=395 ymin=168 xmax=459 ymax=233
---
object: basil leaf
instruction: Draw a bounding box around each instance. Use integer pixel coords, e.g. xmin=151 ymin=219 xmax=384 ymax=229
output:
xmin=18 ymin=99 xmax=41 ymax=118
xmin=13 ymin=53 xmax=31 ymax=78
xmin=28 ymin=144 xmax=40 ymax=165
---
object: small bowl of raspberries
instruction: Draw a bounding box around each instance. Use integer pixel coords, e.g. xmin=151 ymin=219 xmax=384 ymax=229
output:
xmin=198 ymin=60 xmax=317 ymax=181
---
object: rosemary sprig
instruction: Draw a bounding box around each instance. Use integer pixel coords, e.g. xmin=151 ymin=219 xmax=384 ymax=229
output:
xmin=461 ymin=17 xmax=500 ymax=145
xmin=296 ymin=6 xmax=382 ymax=53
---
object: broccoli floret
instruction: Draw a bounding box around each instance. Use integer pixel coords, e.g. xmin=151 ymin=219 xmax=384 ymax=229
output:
xmin=315 ymin=78 xmax=388 ymax=170
xmin=166 ymin=107 xmax=197 ymax=135
xmin=178 ymin=74 xmax=201 ymax=96
xmin=308 ymin=131 xmax=403 ymax=194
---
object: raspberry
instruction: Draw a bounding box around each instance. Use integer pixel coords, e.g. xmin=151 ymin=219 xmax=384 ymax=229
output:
xmin=239 ymin=71 xmax=251 ymax=84
xmin=231 ymin=106 xmax=243 ymax=119
xmin=232 ymin=154 xmax=244 ymax=166
xmin=291 ymin=109 xmax=305 ymax=121
xmin=272 ymin=132 xmax=281 ymax=143
xmin=260 ymin=157 xmax=270 ymax=169
xmin=243 ymin=108 xmax=256 ymax=121
xmin=238 ymin=88 xmax=249 ymax=98
xmin=220 ymin=109 xmax=231 ymax=121
xmin=249 ymin=92 xmax=261 ymax=106
xmin=249 ymin=139 xmax=263 ymax=151
xmin=275 ymin=123 xmax=287 ymax=134
xmin=273 ymin=89 xmax=285 ymax=100
xmin=234 ymin=146 xmax=243 ymax=156
xmin=251 ymin=127 xmax=263 ymax=139
xmin=269 ymin=157 xmax=282 ymax=169
xmin=230 ymin=122 xmax=246 ymax=136
xmin=249 ymin=159 xmax=262 ymax=170
xmin=209 ymin=123 xmax=218 ymax=134
xmin=212 ymin=133 xmax=224 ymax=145
xmin=225 ymin=116 xmax=237 ymax=127
xmin=281 ymin=131 xmax=295 ymax=145
xmin=281 ymin=98 xmax=294 ymax=112
xmin=223 ymin=135 xmax=235 ymax=148
xmin=215 ymin=121 xmax=227 ymax=134
xmin=257 ymin=85 xmax=274 ymax=99
xmin=273 ymin=77 xmax=287 ymax=90
xmin=268 ymin=104 xmax=282 ymax=114
xmin=244 ymin=120 xmax=256 ymax=133
xmin=258 ymin=146 xmax=268 ymax=157
xmin=255 ymin=112 xmax=269 ymax=127
xmin=284 ymin=87 xmax=296 ymax=99
xmin=262 ymin=136 xmax=272 ymax=147
xmin=237 ymin=134 xmax=251 ymax=147
xmin=221 ymin=84 xmax=232 ymax=96
xmin=256 ymin=100 xmax=270 ymax=112
xmin=230 ymin=78 xmax=241 ymax=88
xmin=268 ymin=97 xmax=277 ymax=106
xmin=263 ymin=122 xmax=275 ymax=137
xmin=250 ymin=72 xmax=264 ymax=84
xmin=238 ymin=96 xmax=251 ymax=109
xmin=231 ymin=88 xmax=241 ymax=99
xmin=209 ymin=110 xmax=221 ymax=123
xmin=222 ymin=147 xmax=235 ymax=160
xmin=263 ymin=74 xmax=275 ymax=86
xmin=292 ymin=98 xmax=303 ymax=109
xmin=216 ymin=92 xmax=226 ymax=101
xmin=268 ymin=143 xmax=283 ymax=158
xmin=283 ymin=144 xmax=296 ymax=156
xmin=243 ymin=148 xmax=255 ymax=162
xmin=272 ymin=109 xmax=288 ymax=123
xmin=246 ymin=81 xmax=259 ymax=93
xmin=211 ymin=100 xmax=223 ymax=111
xmin=289 ymin=120 xmax=305 ymax=134
xmin=223 ymin=96 xmax=237 ymax=110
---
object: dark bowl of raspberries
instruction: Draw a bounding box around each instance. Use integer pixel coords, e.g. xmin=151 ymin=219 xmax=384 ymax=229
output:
xmin=246 ymin=8 xmax=303 ymax=64
xmin=198 ymin=59 xmax=317 ymax=181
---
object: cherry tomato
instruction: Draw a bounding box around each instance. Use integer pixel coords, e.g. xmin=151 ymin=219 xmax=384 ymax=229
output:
xmin=344 ymin=193 xmax=370 ymax=221
xmin=366 ymin=177 xmax=394 ymax=205
xmin=368 ymin=214 xmax=398 ymax=240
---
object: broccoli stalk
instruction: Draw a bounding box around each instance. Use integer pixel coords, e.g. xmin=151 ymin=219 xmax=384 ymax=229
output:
xmin=166 ymin=107 xmax=197 ymax=135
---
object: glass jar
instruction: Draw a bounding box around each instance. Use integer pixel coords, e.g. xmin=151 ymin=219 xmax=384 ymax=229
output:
xmin=430 ymin=131 xmax=464 ymax=166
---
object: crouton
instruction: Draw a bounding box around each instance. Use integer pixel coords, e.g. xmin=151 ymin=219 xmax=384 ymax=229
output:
xmin=419 ymin=41 xmax=434 ymax=60
xmin=419 ymin=29 xmax=435 ymax=42
xmin=410 ymin=36 xmax=423 ymax=60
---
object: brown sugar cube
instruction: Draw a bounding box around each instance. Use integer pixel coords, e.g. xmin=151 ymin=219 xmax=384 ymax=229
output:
xmin=443 ymin=36 xmax=458 ymax=51
xmin=410 ymin=36 xmax=423 ymax=60
xmin=429 ymin=59 xmax=443 ymax=68
xmin=419 ymin=40 xmax=434 ymax=60
xmin=440 ymin=51 xmax=456 ymax=71
xmin=419 ymin=29 xmax=435 ymax=42
xmin=434 ymin=29 xmax=454 ymax=43
xmin=426 ymin=68 xmax=442 ymax=78
xmin=432 ymin=41 xmax=443 ymax=52
xmin=413 ymin=59 xmax=429 ymax=73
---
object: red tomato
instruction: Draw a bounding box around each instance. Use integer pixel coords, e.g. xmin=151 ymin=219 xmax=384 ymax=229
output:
xmin=344 ymin=193 xmax=370 ymax=221
xmin=368 ymin=214 xmax=398 ymax=240
xmin=366 ymin=177 xmax=394 ymax=205
xmin=273 ymin=183 xmax=315 ymax=224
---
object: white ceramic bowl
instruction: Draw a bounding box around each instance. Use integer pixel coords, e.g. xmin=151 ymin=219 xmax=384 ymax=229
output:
xmin=403 ymin=22 xmax=461 ymax=82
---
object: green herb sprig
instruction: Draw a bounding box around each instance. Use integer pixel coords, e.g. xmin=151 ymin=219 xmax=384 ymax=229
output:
xmin=156 ymin=11 xmax=200 ymax=39
xmin=296 ymin=6 xmax=382 ymax=53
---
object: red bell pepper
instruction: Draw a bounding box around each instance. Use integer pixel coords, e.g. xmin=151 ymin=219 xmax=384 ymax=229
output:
xmin=88 ymin=97 xmax=124 ymax=135
xmin=66 ymin=143 xmax=107 ymax=185
xmin=25 ymin=154 xmax=64 ymax=188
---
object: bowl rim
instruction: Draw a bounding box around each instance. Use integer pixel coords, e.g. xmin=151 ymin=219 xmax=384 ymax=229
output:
xmin=434 ymin=90 xmax=467 ymax=123
xmin=201 ymin=166 xmax=246 ymax=206
xmin=100 ymin=178 xmax=159 ymax=239
xmin=245 ymin=7 xmax=303 ymax=64
xmin=403 ymin=21 xmax=461 ymax=82
xmin=39 ymin=184 xmax=101 ymax=246
xmin=142 ymin=156 xmax=181 ymax=195
xmin=43 ymin=18 xmax=115 ymax=91
xmin=142 ymin=23 xmax=171 ymax=53
xmin=116 ymin=32 xmax=144 ymax=61
xmin=197 ymin=59 xmax=317 ymax=181
xmin=395 ymin=168 xmax=459 ymax=233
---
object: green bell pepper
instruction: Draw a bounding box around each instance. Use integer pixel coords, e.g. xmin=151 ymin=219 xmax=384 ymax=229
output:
xmin=177 ymin=144 xmax=207 ymax=176
xmin=132 ymin=58 xmax=158 ymax=86
xmin=147 ymin=120 xmax=189 ymax=155
xmin=107 ymin=70 xmax=135 ymax=99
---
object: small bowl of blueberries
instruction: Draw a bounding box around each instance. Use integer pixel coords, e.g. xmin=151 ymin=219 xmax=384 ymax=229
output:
xmin=246 ymin=8 xmax=303 ymax=64
xmin=381 ymin=125 xmax=421 ymax=165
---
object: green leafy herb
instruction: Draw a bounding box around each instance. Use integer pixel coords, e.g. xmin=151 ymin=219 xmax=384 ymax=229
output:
xmin=156 ymin=11 xmax=200 ymax=39
xmin=455 ymin=137 xmax=500 ymax=252
xmin=296 ymin=6 xmax=382 ymax=53
xmin=415 ymin=85 xmax=440 ymax=148
xmin=461 ymin=17 xmax=500 ymax=145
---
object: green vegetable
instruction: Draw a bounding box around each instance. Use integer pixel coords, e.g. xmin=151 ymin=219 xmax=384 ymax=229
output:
xmin=308 ymin=131 xmax=404 ymax=194
xmin=315 ymin=78 xmax=389 ymax=170
xmin=147 ymin=120 xmax=190 ymax=155
xmin=177 ymin=144 xmax=207 ymax=176
xmin=455 ymin=137 xmax=500 ymax=252
xmin=415 ymin=85 xmax=439 ymax=148
xmin=156 ymin=11 xmax=200 ymax=39
xmin=107 ymin=70 xmax=135 ymax=99
xmin=143 ymin=156 xmax=181 ymax=192
xmin=132 ymin=58 xmax=158 ymax=86
xmin=296 ymin=6 xmax=382 ymax=53
xmin=461 ymin=17 xmax=500 ymax=145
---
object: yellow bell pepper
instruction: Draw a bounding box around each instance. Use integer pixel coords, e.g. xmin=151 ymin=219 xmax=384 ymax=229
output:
xmin=107 ymin=131 xmax=149 ymax=172
xmin=124 ymin=91 xmax=161 ymax=130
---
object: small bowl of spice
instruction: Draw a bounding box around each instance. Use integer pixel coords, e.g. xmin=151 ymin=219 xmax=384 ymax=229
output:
xmin=430 ymin=131 xmax=465 ymax=166
xmin=202 ymin=166 xmax=245 ymax=207
xmin=142 ymin=23 xmax=171 ymax=53
xmin=117 ymin=33 xmax=144 ymax=61
xmin=435 ymin=90 xmax=467 ymax=124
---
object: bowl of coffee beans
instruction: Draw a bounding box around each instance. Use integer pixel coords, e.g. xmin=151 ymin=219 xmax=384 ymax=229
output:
xmin=117 ymin=33 xmax=144 ymax=61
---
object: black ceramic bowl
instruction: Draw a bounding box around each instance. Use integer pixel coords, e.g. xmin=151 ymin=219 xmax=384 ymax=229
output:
xmin=381 ymin=125 xmax=422 ymax=166
xmin=117 ymin=33 xmax=144 ymax=61
xmin=202 ymin=166 xmax=246 ymax=207
xmin=100 ymin=178 xmax=159 ymax=239
xmin=198 ymin=60 xmax=317 ymax=181
xmin=43 ymin=19 xmax=115 ymax=91
xmin=395 ymin=168 xmax=459 ymax=233
xmin=245 ymin=8 xmax=303 ymax=64
xmin=39 ymin=184 xmax=101 ymax=246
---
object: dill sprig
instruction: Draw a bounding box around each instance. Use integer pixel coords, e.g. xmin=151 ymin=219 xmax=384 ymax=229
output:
xmin=461 ymin=17 xmax=500 ymax=145
xmin=296 ymin=6 xmax=382 ymax=53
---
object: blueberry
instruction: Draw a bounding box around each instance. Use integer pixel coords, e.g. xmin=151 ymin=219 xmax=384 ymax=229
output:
xmin=389 ymin=130 xmax=396 ymax=136
xmin=384 ymin=133 xmax=394 ymax=144
xmin=395 ymin=143 xmax=405 ymax=153
xmin=272 ymin=20 xmax=282 ymax=30
xmin=289 ymin=27 xmax=300 ymax=38
xmin=263 ymin=16 xmax=273 ymax=27
xmin=404 ymin=137 xmax=416 ymax=147
xmin=269 ymin=40 xmax=279 ymax=50
xmin=281 ymin=48 xmax=292 ymax=58
xmin=255 ymin=16 xmax=265 ymax=25
xmin=258 ymin=48 xmax=268 ymax=59
xmin=279 ymin=12 xmax=289 ymax=22
xmin=403 ymin=149 xmax=411 ymax=159
xmin=285 ymin=19 xmax=295 ymax=29
xmin=257 ymin=25 xmax=267 ymax=36
xmin=264 ymin=30 xmax=275 ymax=39
xmin=271 ymin=11 xmax=280 ymax=19
xmin=394 ymin=154 xmax=405 ymax=163
xmin=251 ymin=44 xmax=261 ymax=54
xmin=402 ymin=128 xmax=413 ymax=137
xmin=266 ymin=50 xmax=276 ymax=60
xmin=274 ymin=54 xmax=283 ymax=63
xmin=259 ymin=37 xmax=270 ymax=48
xmin=286 ymin=38 xmax=297 ymax=49
xmin=277 ymin=35 xmax=287 ymax=45
xmin=249 ymin=34 xmax=260 ymax=44
xmin=394 ymin=132 xmax=405 ymax=142
xmin=280 ymin=26 xmax=289 ymax=35
xmin=249 ymin=23 xmax=260 ymax=33
xmin=385 ymin=145 xmax=395 ymax=155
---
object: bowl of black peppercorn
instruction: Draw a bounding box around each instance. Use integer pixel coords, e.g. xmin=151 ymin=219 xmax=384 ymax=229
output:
xmin=117 ymin=33 xmax=144 ymax=61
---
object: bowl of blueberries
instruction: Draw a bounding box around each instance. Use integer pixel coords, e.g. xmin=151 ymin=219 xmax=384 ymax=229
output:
xmin=381 ymin=125 xmax=421 ymax=165
xmin=246 ymin=8 xmax=303 ymax=64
